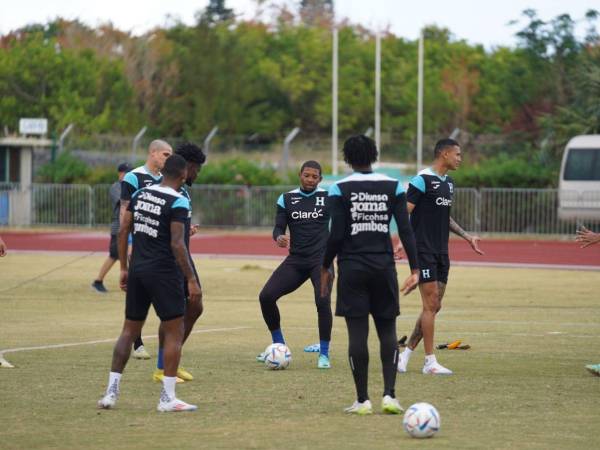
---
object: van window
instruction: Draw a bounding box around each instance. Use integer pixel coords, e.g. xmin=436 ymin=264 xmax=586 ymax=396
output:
xmin=564 ymin=148 xmax=600 ymax=180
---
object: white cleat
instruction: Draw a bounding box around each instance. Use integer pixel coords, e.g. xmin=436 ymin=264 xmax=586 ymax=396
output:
xmin=157 ymin=397 xmax=198 ymax=412
xmin=423 ymin=361 xmax=453 ymax=375
xmin=344 ymin=399 xmax=373 ymax=415
xmin=132 ymin=345 xmax=151 ymax=360
xmin=397 ymin=352 xmax=409 ymax=373
xmin=381 ymin=395 xmax=404 ymax=414
xmin=97 ymin=392 xmax=118 ymax=409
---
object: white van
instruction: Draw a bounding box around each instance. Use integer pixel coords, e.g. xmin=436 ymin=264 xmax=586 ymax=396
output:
xmin=558 ymin=135 xmax=600 ymax=220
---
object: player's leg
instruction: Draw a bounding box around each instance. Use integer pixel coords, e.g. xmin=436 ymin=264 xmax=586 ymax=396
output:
xmin=344 ymin=316 xmax=372 ymax=414
xmin=309 ymin=263 xmax=333 ymax=368
xmin=92 ymin=235 xmax=118 ymax=293
xmin=374 ymin=317 xmax=403 ymax=414
xmin=257 ymin=258 xmax=308 ymax=358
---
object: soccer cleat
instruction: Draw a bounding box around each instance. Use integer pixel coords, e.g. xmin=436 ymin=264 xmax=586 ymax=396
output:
xmin=304 ymin=343 xmax=320 ymax=353
xmin=256 ymin=351 xmax=268 ymax=362
xmin=397 ymin=351 xmax=410 ymax=373
xmin=152 ymin=369 xmax=184 ymax=384
xmin=132 ymin=345 xmax=151 ymax=360
xmin=317 ymin=354 xmax=331 ymax=369
xmin=381 ymin=395 xmax=404 ymax=414
xmin=97 ymin=392 xmax=118 ymax=409
xmin=423 ymin=361 xmax=453 ymax=375
xmin=157 ymin=397 xmax=198 ymax=412
xmin=585 ymin=364 xmax=600 ymax=376
xmin=177 ymin=367 xmax=194 ymax=381
xmin=91 ymin=281 xmax=108 ymax=293
xmin=344 ymin=399 xmax=373 ymax=415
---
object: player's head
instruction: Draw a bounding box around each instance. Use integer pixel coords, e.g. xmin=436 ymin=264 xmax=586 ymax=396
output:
xmin=147 ymin=139 xmax=173 ymax=171
xmin=117 ymin=162 xmax=131 ymax=181
xmin=433 ymin=138 xmax=461 ymax=170
xmin=161 ymin=153 xmax=188 ymax=189
xmin=299 ymin=160 xmax=322 ymax=192
xmin=342 ymin=135 xmax=378 ymax=169
xmin=175 ymin=142 xmax=206 ymax=186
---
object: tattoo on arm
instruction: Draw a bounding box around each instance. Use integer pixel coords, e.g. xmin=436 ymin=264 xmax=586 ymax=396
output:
xmin=449 ymin=217 xmax=469 ymax=239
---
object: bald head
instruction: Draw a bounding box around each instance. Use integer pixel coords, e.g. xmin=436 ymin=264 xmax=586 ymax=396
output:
xmin=146 ymin=139 xmax=173 ymax=173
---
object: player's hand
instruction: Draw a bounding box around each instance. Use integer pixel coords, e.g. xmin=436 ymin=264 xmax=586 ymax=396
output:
xmin=0 ymin=239 xmax=6 ymax=257
xmin=400 ymin=272 xmax=419 ymax=296
xmin=188 ymin=279 xmax=202 ymax=304
xmin=276 ymin=234 xmax=290 ymax=249
xmin=320 ymin=267 xmax=333 ymax=298
xmin=119 ymin=269 xmax=128 ymax=291
xmin=467 ymin=235 xmax=484 ymax=255
xmin=190 ymin=224 xmax=200 ymax=236
xmin=576 ymin=226 xmax=600 ymax=248
xmin=394 ymin=243 xmax=405 ymax=260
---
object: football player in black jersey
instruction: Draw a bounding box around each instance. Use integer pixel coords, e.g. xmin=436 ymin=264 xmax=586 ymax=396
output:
xmin=257 ymin=161 xmax=333 ymax=369
xmin=120 ymin=139 xmax=173 ymax=359
xmin=98 ymin=154 xmax=200 ymax=412
xmin=397 ymin=138 xmax=483 ymax=375
xmin=320 ymin=135 xmax=419 ymax=415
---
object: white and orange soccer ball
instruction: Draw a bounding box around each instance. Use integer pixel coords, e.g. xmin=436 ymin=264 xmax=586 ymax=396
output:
xmin=264 ymin=343 xmax=292 ymax=370
xmin=403 ymin=402 xmax=441 ymax=438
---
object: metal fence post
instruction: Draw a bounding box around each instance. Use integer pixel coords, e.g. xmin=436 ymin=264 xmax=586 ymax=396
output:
xmin=281 ymin=127 xmax=301 ymax=173
xmin=245 ymin=186 xmax=252 ymax=226
xmin=88 ymin=185 xmax=94 ymax=227
xmin=58 ymin=124 xmax=74 ymax=154
xmin=474 ymin=189 xmax=481 ymax=233
xmin=131 ymin=126 xmax=147 ymax=163
xmin=203 ymin=126 xmax=219 ymax=156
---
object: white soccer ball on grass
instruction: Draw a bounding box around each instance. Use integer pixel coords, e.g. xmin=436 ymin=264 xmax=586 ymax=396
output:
xmin=402 ymin=402 xmax=441 ymax=438
xmin=264 ymin=343 xmax=292 ymax=370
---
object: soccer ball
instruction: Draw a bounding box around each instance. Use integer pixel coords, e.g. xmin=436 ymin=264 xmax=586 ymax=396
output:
xmin=264 ymin=344 xmax=292 ymax=370
xmin=402 ymin=402 xmax=440 ymax=438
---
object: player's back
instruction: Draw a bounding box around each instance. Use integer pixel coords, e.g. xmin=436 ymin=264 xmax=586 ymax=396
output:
xmin=328 ymin=172 xmax=403 ymax=267
xmin=128 ymin=185 xmax=190 ymax=274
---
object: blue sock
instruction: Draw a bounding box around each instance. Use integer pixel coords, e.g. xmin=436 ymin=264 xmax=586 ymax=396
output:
xmin=320 ymin=340 xmax=330 ymax=357
xmin=271 ymin=329 xmax=285 ymax=344
xmin=157 ymin=348 xmax=164 ymax=370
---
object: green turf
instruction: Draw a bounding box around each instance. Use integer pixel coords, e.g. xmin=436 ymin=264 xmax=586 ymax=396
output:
xmin=1 ymin=253 xmax=599 ymax=449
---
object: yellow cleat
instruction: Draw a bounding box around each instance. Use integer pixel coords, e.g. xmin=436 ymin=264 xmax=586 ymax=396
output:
xmin=152 ymin=369 xmax=184 ymax=384
xmin=176 ymin=367 xmax=194 ymax=381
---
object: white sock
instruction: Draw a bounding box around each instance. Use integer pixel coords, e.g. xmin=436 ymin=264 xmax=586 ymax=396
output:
xmin=107 ymin=371 xmax=122 ymax=395
xmin=402 ymin=347 xmax=413 ymax=360
xmin=425 ymin=354 xmax=437 ymax=366
xmin=162 ymin=376 xmax=177 ymax=400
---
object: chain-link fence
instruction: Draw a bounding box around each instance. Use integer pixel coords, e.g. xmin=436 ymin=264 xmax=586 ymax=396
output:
xmin=1 ymin=183 xmax=599 ymax=235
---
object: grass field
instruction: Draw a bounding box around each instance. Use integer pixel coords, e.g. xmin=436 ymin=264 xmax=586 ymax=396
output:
xmin=1 ymin=253 xmax=599 ymax=450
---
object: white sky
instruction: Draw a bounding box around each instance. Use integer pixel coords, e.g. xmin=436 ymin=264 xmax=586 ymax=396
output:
xmin=0 ymin=0 xmax=598 ymax=48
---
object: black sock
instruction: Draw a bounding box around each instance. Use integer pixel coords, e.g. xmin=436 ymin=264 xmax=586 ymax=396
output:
xmin=374 ymin=317 xmax=398 ymax=398
xmin=134 ymin=336 xmax=144 ymax=350
xmin=345 ymin=316 xmax=370 ymax=402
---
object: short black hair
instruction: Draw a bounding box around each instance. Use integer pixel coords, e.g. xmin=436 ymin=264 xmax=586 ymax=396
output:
xmin=434 ymin=138 xmax=460 ymax=159
xmin=342 ymin=135 xmax=378 ymax=167
xmin=300 ymin=160 xmax=322 ymax=175
xmin=162 ymin=153 xmax=187 ymax=179
xmin=175 ymin=141 xmax=206 ymax=165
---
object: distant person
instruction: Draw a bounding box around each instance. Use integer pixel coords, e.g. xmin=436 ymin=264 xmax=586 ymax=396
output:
xmin=396 ymin=138 xmax=483 ymax=376
xmin=92 ymin=162 xmax=132 ymax=293
xmin=97 ymin=154 xmax=200 ymax=412
xmin=120 ymin=140 xmax=173 ymax=360
xmin=576 ymin=225 xmax=600 ymax=376
xmin=321 ymin=135 xmax=419 ymax=415
xmin=0 ymin=235 xmax=6 ymax=256
xmin=256 ymin=161 xmax=333 ymax=369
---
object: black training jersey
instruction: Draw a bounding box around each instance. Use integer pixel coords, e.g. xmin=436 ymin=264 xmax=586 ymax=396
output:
xmin=323 ymin=172 xmax=418 ymax=271
xmin=121 ymin=165 xmax=163 ymax=202
xmin=127 ymin=184 xmax=190 ymax=275
xmin=406 ymin=168 xmax=453 ymax=254
xmin=273 ymin=187 xmax=329 ymax=259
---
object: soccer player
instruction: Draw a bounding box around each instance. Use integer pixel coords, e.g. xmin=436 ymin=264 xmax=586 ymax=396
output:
xmin=576 ymin=225 xmax=600 ymax=376
xmin=0 ymin=235 xmax=6 ymax=256
xmin=97 ymin=154 xmax=200 ymax=412
xmin=153 ymin=142 xmax=206 ymax=383
xmin=397 ymin=138 xmax=483 ymax=375
xmin=257 ymin=160 xmax=333 ymax=369
xmin=92 ymin=162 xmax=132 ymax=293
xmin=320 ymin=135 xmax=420 ymax=415
xmin=120 ymin=139 xmax=173 ymax=359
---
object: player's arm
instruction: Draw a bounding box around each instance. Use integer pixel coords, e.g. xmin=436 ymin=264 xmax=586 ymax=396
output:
xmin=272 ymin=194 xmax=289 ymax=248
xmin=394 ymin=177 xmax=420 ymax=259
xmin=118 ymin=209 xmax=133 ymax=291
xmin=119 ymin=173 xmax=138 ymax=229
xmin=393 ymin=186 xmax=420 ymax=295
xmin=576 ymin=225 xmax=600 ymax=248
xmin=449 ymin=216 xmax=484 ymax=255
xmin=321 ymin=188 xmax=345 ymax=297
xmin=171 ymin=221 xmax=202 ymax=304
xmin=0 ymin=235 xmax=7 ymax=257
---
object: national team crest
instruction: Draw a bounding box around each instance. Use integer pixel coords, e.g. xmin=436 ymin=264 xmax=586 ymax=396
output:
xmin=315 ymin=196 xmax=325 ymax=207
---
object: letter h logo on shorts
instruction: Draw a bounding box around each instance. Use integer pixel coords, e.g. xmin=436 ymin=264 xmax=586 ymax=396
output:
xmin=421 ymin=269 xmax=431 ymax=279
xmin=315 ymin=196 xmax=325 ymax=207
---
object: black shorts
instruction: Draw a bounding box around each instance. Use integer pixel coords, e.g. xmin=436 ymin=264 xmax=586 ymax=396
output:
xmin=126 ymin=272 xmax=185 ymax=322
xmin=335 ymin=261 xmax=399 ymax=319
xmin=418 ymin=252 xmax=450 ymax=284
xmin=108 ymin=234 xmax=118 ymax=259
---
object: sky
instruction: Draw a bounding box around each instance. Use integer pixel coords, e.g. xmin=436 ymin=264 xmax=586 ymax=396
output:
xmin=0 ymin=0 xmax=598 ymax=48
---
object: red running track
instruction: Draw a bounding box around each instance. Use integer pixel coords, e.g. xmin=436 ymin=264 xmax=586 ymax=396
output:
xmin=2 ymin=231 xmax=599 ymax=269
